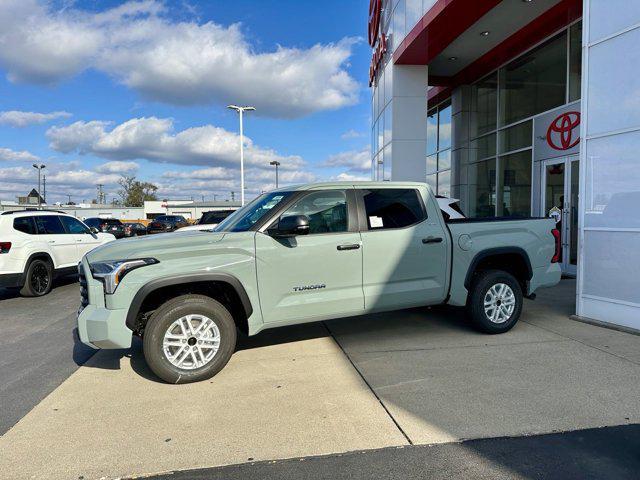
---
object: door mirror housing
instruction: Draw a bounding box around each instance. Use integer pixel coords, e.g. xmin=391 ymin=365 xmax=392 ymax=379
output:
xmin=272 ymin=215 xmax=310 ymax=237
xmin=90 ymin=227 xmax=100 ymax=234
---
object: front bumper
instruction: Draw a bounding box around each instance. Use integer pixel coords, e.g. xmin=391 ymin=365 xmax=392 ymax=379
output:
xmin=77 ymin=259 xmax=132 ymax=349
xmin=77 ymin=304 xmax=133 ymax=349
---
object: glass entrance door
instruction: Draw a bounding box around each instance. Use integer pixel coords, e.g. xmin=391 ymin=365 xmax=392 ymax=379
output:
xmin=541 ymin=156 xmax=579 ymax=276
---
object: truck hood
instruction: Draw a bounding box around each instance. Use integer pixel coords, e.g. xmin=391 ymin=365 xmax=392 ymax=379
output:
xmin=85 ymin=230 xmax=238 ymax=263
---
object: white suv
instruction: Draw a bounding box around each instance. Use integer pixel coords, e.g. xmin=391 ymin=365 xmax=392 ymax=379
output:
xmin=0 ymin=210 xmax=115 ymax=296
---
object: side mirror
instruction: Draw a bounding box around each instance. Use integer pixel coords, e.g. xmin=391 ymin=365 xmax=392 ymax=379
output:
xmin=272 ymin=215 xmax=310 ymax=237
xmin=90 ymin=227 xmax=99 ymax=234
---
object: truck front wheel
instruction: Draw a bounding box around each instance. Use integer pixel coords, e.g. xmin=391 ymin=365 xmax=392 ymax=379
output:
xmin=142 ymin=294 xmax=237 ymax=384
xmin=467 ymin=270 xmax=523 ymax=334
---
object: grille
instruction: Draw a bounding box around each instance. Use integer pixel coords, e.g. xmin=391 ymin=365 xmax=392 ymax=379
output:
xmin=78 ymin=263 xmax=89 ymax=312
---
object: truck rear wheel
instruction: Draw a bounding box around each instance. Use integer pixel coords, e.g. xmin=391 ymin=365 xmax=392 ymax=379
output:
xmin=142 ymin=294 xmax=237 ymax=384
xmin=467 ymin=270 xmax=523 ymax=334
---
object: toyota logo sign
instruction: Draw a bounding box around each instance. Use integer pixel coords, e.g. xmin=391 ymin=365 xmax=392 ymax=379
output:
xmin=546 ymin=111 xmax=581 ymax=150
xmin=368 ymin=0 xmax=382 ymax=47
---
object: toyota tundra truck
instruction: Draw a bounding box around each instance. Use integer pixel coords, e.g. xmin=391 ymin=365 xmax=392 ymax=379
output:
xmin=77 ymin=182 xmax=561 ymax=384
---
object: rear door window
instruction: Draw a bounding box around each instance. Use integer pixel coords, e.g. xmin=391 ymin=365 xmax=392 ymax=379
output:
xmin=13 ymin=217 xmax=37 ymax=234
xmin=362 ymin=189 xmax=426 ymax=230
xmin=34 ymin=215 xmax=66 ymax=235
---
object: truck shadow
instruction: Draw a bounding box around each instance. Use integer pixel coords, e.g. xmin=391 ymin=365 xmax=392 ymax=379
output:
xmin=82 ymin=305 xmax=471 ymax=384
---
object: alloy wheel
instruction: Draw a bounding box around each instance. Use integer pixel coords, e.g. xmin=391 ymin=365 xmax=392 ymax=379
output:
xmin=162 ymin=314 xmax=221 ymax=370
xmin=483 ymin=283 xmax=516 ymax=324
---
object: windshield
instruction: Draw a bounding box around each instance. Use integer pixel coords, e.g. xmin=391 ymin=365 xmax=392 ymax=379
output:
xmin=215 ymin=192 xmax=293 ymax=232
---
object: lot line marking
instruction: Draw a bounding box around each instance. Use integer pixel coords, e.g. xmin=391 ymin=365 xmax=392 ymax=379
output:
xmin=321 ymin=321 xmax=413 ymax=445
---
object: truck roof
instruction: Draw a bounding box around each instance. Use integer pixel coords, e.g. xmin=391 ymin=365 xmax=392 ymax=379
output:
xmin=274 ymin=181 xmax=429 ymax=192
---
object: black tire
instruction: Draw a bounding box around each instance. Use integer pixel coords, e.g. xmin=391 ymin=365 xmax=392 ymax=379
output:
xmin=466 ymin=270 xmax=523 ymax=334
xmin=20 ymin=258 xmax=53 ymax=297
xmin=142 ymin=294 xmax=237 ymax=384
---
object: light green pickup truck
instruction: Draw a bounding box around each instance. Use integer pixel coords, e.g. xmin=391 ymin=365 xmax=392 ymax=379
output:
xmin=77 ymin=182 xmax=561 ymax=383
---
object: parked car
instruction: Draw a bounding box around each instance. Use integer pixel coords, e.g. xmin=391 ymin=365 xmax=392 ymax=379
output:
xmin=147 ymin=215 xmax=189 ymax=234
xmin=77 ymin=182 xmax=561 ymax=384
xmin=123 ymin=222 xmax=148 ymax=237
xmin=84 ymin=217 xmax=127 ymax=239
xmin=176 ymin=209 xmax=236 ymax=232
xmin=0 ymin=210 xmax=115 ymax=296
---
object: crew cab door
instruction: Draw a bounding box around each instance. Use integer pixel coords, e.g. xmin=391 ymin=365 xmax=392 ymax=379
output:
xmin=33 ymin=215 xmax=79 ymax=268
xmin=358 ymin=187 xmax=449 ymax=311
xmin=255 ymin=189 xmax=364 ymax=324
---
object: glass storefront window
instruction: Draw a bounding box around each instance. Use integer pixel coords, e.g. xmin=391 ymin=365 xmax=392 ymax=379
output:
xmin=426 ymin=173 xmax=437 ymax=192
xmin=438 ymin=149 xmax=451 ymax=171
xmin=437 ymin=100 xmax=452 ymax=151
xmin=498 ymin=120 xmax=532 ymax=154
xmin=569 ymin=22 xmax=582 ymax=102
xmin=393 ymin=0 xmax=406 ymax=51
xmin=497 ymin=150 xmax=532 ymax=217
xmin=437 ymin=170 xmax=451 ymax=197
xmin=499 ymin=32 xmax=567 ymax=126
xmin=470 ymin=132 xmax=496 ymax=162
xmin=383 ymin=144 xmax=392 ymax=181
xmin=471 ymin=72 xmax=497 ymax=137
xmin=468 ymin=159 xmax=496 ymax=218
xmin=427 ymin=108 xmax=438 ymax=155
xmin=426 ymin=154 xmax=437 ymax=174
xmin=384 ymin=106 xmax=392 ymax=146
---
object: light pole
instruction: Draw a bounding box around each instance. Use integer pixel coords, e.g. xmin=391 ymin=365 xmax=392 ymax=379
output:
xmin=269 ymin=160 xmax=281 ymax=189
xmin=227 ymin=105 xmax=255 ymax=206
xmin=32 ymin=163 xmax=46 ymax=207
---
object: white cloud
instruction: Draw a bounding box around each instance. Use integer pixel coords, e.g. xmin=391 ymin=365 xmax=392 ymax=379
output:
xmin=46 ymin=117 xmax=305 ymax=170
xmin=322 ymin=147 xmax=371 ymax=173
xmin=0 ymin=0 xmax=360 ymax=118
xmin=0 ymin=110 xmax=72 ymax=127
xmin=0 ymin=147 xmax=40 ymax=162
xmin=47 ymin=120 xmax=112 ymax=153
xmin=0 ymin=162 xmax=124 ymax=203
xmin=341 ymin=129 xmax=365 ymax=140
xmin=95 ymin=160 xmax=139 ymax=174
xmin=331 ymin=172 xmax=370 ymax=182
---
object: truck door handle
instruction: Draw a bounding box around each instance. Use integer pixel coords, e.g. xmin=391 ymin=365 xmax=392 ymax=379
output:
xmin=337 ymin=244 xmax=360 ymax=251
xmin=422 ymin=237 xmax=443 ymax=244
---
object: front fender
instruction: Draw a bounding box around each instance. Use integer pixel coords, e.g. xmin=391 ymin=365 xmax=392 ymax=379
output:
xmin=123 ymin=272 xmax=254 ymax=331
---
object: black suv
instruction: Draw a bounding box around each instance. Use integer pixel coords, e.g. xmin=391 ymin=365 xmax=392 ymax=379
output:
xmin=197 ymin=210 xmax=235 ymax=226
xmin=84 ymin=217 xmax=127 ymax=239
xmin=147 ymin=215 xmax=189 ymax=234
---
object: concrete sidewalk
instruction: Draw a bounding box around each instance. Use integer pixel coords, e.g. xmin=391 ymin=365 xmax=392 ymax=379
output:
xmin=1 ymin=280 xmax=639 ymax=479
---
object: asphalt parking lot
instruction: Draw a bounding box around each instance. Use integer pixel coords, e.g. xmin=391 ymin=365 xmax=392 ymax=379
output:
xmin=1 ymin=279 xmax=639 ymax=480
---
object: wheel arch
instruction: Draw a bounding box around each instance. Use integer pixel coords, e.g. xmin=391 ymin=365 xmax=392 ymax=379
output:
xmin=464 ymin=247 xmax=533 ymax=291
xmin=22 ymin=251 xmax=55 ymax=280
xmin=126 ymin=273 xmax=253 ymax=335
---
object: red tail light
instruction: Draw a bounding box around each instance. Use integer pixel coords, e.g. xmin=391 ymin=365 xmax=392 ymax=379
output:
xmin=0 ymin=242 xmax=11 ymax=254
xmin=551 ymin=229 xmax=561 ymax=263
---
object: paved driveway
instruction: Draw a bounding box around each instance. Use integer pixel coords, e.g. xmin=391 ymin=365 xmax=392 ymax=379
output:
xmin=1 ymin=280 xmax=639 ymax=480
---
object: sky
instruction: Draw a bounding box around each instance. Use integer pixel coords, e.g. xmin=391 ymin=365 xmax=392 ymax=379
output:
xmin=0 ymin=0 xmax=372 ymax=204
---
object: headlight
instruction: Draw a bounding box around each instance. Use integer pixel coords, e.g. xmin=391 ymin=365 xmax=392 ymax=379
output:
xmin=90 ymin=258 xmax=159 ymax=294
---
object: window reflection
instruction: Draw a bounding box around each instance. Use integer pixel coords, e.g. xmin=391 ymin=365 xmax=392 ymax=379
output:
xmin=499 ymin=32 xmax=567 ymax=126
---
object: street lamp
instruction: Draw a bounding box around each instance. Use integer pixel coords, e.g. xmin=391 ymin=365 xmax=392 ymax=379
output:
xmin=32 ymin=163 xmax=46 ymax=207
xmin=227 ymin=105 xmax=255 ymax=206
xmin=269 ymin=160 xmax=281 ymax=189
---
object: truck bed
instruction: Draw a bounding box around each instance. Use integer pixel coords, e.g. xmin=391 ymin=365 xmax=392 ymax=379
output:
xmin=444 ymin=216 xmax=559 ymax=307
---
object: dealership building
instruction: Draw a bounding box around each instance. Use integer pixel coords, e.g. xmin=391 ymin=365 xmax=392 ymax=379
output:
xmin=369 ymin=0 xmax=640 ymax=330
